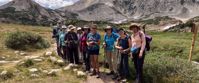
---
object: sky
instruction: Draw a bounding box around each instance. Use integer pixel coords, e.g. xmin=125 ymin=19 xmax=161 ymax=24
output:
xmin=0 ymin=0 xmax=79 ymax=9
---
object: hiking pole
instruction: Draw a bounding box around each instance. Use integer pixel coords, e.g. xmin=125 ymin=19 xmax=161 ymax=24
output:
xmin=189 ymin=23 xmax=198 ymax=62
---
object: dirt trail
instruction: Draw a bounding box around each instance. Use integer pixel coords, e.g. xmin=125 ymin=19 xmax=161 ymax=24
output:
xmin=84 ymin=73 xmax=117 ymax=83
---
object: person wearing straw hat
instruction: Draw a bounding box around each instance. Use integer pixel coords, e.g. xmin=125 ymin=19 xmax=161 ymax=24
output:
xmin=77 ymin=27 xmax=83 ymax=63
xmin=80 ymin=25 xmax=90 ymax=72
xmin=58 ymin=26 xmax=68 ymax=62
xmin=103 ymin=25 xmax=119 ymax=75
xmin=87 ymin=24 xmax=101 ymax=78
xmin=65 ymin=25 xmax=79 ymax=65
xmin=129 ymin=23 xmax=146 ymax=83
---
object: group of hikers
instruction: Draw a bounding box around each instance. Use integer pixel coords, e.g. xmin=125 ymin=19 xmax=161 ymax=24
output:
xmin=52 ymin=21 xmax=152 ymax=83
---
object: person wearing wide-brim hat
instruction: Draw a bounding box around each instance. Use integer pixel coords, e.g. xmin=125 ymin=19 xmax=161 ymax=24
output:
xmin=58 ymin=25 xmax=68 ymax=62
xmin=103 ymin=25 xmax=119 ymax=76
xmin=76 ymin=27 xmax=83 ymax=63
xmin=80 ymin=25 xmax=91 ymax=72
xmin=129 ymin=23 xmax=146 ymax=83
xmin=65 ymin=25 xmax=79 ymax=65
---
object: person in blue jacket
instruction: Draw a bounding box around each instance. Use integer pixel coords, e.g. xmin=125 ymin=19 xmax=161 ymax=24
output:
xmin=58 ymin=26 xmax=68 ymax=62
xmin=103 ymin=25 xmax=119 ymax=75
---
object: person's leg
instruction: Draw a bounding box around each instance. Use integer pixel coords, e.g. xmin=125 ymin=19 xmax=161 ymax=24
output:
xmin=123 ymin=54 xmax=129 ymax=78
xmin=133 ymin=53 xmax=139 ymax=80
xmin=85 ymin=51 xmax=90 ymax=71
xmin=74 ymin=47 xmax=79 ymax=64
xmin=137 ymin=53 xmax=145 ymax=83
xmin=106 ymin=51 xmax=114 ymax=75
xmin=62 ymin=46 xmax=67 ymax=61
xmin=68 ymin=47 xmax=74 ymax=64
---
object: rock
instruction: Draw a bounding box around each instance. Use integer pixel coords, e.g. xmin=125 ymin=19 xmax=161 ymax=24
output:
xmin=0 ymin=70 xmax=8 ymax=75
xmin=29 ymin=68 xmax=38 ymax=73
xmin=56 ymin=60 xmax=64 ymax=66
xmin=77 ymin=71 xmax=86 ymax=76
xmin=45 ymin=52 xmax=52 ymax=56
xmin=42 ymin=70 xmax=48 ymax=74
xmin=30 ymin=74 xmax=39 ymax=78
xmin=63 ymin=66 xmax=71 ymax=71
xmin=14 ymin=51 xmax=20 ymax=54
xmin=47 ymin=69 xmax=60 ymax=76
xmin=33 ymin=58 xmax=43 ymax=62
xmin=2 ymin=56 xmax=6 ymax=59
xmin=73 ymin=69 xmax=78 ymax=72
xmin=20 ymin=52 xmax=27 ymax=56
xmin=49 ymin=56 xmax=57 ymax=62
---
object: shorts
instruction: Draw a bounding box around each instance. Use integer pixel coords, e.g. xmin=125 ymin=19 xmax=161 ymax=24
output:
xmin=88 ymin=49 xmax=100 ymax=55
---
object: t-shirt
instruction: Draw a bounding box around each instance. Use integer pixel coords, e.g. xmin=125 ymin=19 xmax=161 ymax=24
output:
xmin=87 ymin=32 xmax=101 ymax=50
xmin=59 ymin=32 xmax=66 ymax=46
xmin=104 ymin=32 xmax=119 ymax=51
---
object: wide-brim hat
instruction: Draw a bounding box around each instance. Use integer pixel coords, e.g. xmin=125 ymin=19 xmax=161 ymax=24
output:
xmin=77 ymin=27 xmax=82 ymax=31
xmin=61 ymin=26 xmax=67 ymax=29
xmin=129 ymin=23 xmax=141 ymax=30
xmin=104 ymin=25 xmax=113 ymax=32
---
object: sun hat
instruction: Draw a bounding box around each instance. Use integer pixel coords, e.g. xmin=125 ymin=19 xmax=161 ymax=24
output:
xmin=129 ymin=23 xmax=141 ymax=30
xmin=77 ymin=27 xmax=82 ymax=31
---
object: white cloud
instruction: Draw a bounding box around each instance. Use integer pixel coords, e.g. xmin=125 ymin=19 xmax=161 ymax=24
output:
xmin=0 ymin=0 xmax=79 ymax=9
xmin=0 ymin=0 xmax=12 ymax=6
xmin=33 ymin=0 xmax=79 ymax=9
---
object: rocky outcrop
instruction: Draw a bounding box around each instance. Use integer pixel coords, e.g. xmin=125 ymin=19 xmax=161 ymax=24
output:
xmin=59 ymin=0 xmax=199 ymax=22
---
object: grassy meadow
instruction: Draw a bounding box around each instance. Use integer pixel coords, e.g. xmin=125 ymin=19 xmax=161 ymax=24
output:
xmin=0 ymin=23 xmax=199 ymax=83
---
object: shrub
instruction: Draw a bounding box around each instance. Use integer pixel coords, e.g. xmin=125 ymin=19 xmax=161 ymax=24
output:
xmin=5 ymin=31 xmax=50 ymax=50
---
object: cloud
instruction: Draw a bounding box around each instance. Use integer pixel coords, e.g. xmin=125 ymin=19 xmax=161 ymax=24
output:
xmin=0 ymin=0 xmax=12 ymax=6
xmin=0 ymin=0 xmax=79 ymax=9
xmin=33 ymin=0 xmax=79 ymax=9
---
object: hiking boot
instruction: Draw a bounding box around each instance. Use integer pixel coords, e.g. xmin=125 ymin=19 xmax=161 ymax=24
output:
xmin=106 ymin=71 xmax=114 ymax=75
xmin=121 ymin=78 xmax=127 ymax=83
xmin=117 ymin=76 xmax=123 ymax=81
xmin=112 ymin=74 xmax=118 ymax=80
xmin=90 ymin=70 xmax=96 ymax=76
xmin=96 ymin=73 xmax=100 ymax=78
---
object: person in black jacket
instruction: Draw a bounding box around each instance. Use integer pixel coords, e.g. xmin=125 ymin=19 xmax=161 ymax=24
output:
xmin=52 ymin=22 xmax=62 ymax=57
xmin=65 ymin=25 xmax=79 ymax=65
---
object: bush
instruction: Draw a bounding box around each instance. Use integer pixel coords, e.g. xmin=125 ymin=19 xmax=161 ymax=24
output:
xmin=5 ymin=31 xmax=50 ymax=50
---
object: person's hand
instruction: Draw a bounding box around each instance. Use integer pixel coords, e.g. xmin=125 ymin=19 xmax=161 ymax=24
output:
xmin=103 ymin=43 xmax=106 ymax=48
xmin=139 ymin=52 xmax=143 ymax=58
xmin=118 ymin=47 xmax=123 ymax=50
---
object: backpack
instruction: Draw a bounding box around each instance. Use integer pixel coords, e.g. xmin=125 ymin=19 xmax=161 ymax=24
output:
xmin=139 ymin=32 xmax=152 ymax=51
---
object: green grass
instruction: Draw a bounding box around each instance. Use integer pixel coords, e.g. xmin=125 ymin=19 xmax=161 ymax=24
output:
xmin=98 ymin=31 xmax=199 ymax=82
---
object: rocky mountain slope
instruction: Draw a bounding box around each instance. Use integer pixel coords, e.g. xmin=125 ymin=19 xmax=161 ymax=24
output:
xmin=59 ymin=0 xmax=199 ymax=23
xmin=0 ymin=0 xmax=76 ymax=25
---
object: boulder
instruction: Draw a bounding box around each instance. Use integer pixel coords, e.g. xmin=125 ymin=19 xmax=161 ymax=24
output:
xmin=29 ymin=68 xmax=38 ymax=73
xmin=33 ymin=58 xmax=43 ymax=62
xmin=14 ymin=51 xmax=20 ymax=54
xmin=56 ymin=59 xmax=65 ymax=66
xmin=42 ymin=70 xmax=48 ymax=74
xmin=47 ymin=69 xmax=61 ymax=76
xmin=49 ymin=56 xmax=57 ymax=62
xmin=73 ymin=69 xmax=78 ymax=72
xmin=45 ymin=52 xmax=52 ymax=56
xmin=20 ymin=52 xmax=27 ymax=56
xmin=30 ymin=74 xmax=39 ymax=78
xmin=0 ymin=70 xmax=8 ymax=75
xmin=77 ymin=71 xmax=86 ymax=76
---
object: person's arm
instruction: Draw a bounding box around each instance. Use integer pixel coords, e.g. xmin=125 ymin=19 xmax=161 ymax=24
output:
xmin=139 ymin=32 xmax=146 ymax=58
xmin=115 ymin=38 xmax=123 ymax=50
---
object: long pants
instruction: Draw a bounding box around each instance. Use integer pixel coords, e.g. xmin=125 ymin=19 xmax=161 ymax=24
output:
xmin=83 ymin=50 xmax=90 ymax=71
xmin=56 ymin=39 xmax=62 ymax=57
xmin=119 ymin=54 xmax=129 ymax=78
xmin=68 ymin=46 xmax=79 ymax=64
xmin=61 ymin=46 xmax=68 ymax=61
xmin=133 ymin=51 xmax=145 ymax=83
